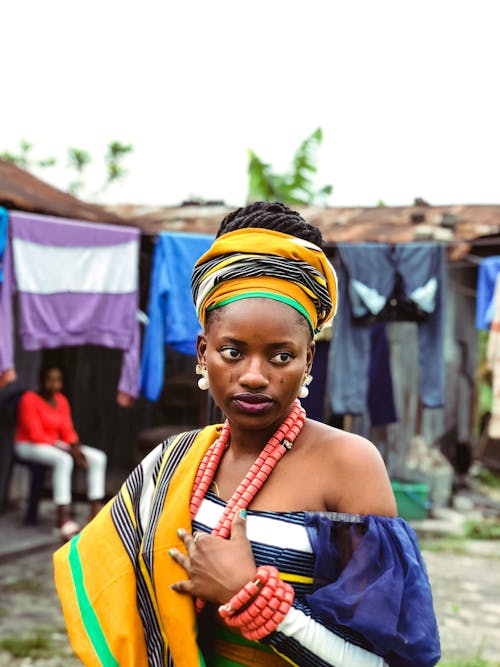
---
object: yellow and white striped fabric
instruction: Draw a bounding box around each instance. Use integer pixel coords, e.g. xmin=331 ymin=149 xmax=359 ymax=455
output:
xmin=53 ymin=427 xmax=220 ymax=667
xmin=191 ymin=229 xmax=337 ymax=333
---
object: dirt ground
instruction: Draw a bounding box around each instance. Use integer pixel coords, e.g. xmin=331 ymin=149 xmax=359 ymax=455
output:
xmin=0 ymin=542 xmax=499 ymax=666
xmin=424 ymin=544 xmax=500 ymax=663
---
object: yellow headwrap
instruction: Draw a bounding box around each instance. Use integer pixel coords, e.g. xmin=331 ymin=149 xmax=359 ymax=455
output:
xmin=191 ymin=228 xmax=337 ymax=332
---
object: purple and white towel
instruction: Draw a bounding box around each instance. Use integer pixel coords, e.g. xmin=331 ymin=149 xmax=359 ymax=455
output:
xmin=0 ymin=211 xmax=140 ymax=397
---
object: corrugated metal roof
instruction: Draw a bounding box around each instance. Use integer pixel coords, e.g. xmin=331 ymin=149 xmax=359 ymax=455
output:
xmin=0 ymin=159 xmax=152 ymax=231
xmin=110 ymin=201 xmax=500 ymax=260
xmin=3 ymin=159 xmax=500 ymax=259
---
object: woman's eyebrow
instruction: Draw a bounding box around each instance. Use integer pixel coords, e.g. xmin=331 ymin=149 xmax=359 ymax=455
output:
xmin=217 ymin=336 xmax=246 ymax=345
xmin=217 ymin=336 xmax=296 ymax=348
xmin=268 ymin=340 xmax=296 ymax=348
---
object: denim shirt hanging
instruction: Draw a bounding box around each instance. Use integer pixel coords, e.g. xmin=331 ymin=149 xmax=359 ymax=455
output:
xmin=328 ymin=243 xmax=446 ymax=414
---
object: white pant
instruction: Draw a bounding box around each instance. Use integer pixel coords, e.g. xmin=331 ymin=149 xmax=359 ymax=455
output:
xmin=14 ymin=442 xmax=107 ymax=506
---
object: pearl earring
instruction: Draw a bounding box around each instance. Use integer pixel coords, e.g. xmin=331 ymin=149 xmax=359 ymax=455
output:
xmin=298 ymin=373 xmax=313 ymax=399
xmin=196 ymin=364 xmax=209 ymax=391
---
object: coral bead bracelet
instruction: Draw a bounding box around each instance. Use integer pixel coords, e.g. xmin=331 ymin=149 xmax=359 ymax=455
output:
xmin=218 ymin=565 xmax=295 ymax=640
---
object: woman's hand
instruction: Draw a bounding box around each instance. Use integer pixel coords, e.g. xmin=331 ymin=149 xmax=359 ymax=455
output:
xmin=71 ymin=443 xmax=88 ymax=470
xmin=170 ymin=511 xmax=257 ymax=605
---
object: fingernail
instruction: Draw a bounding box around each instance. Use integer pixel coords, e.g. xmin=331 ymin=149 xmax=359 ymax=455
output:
xmin=177 ymin=528 xmax=184 ymax=537
xmin=170 ymin=584 xmax=176 ymax=590
xmin=168 ymin=548 xmax=175 ymax=557
xmin=239 ymin=509 xmax=247 ymax=519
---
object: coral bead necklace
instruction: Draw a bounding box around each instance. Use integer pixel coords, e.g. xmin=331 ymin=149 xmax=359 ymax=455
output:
xmin=189 ymin=399 xmax=306 ymax=612
xmin=190 ymin=398 xmax=306 ymax=536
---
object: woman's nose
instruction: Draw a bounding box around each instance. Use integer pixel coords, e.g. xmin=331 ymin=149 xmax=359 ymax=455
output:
xmin=239 ymin=358 xmax=269 ymax=388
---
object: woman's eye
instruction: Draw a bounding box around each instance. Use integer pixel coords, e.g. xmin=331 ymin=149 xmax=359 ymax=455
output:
xmin=220 ymin=347 xmax=242 ymax=360
xmin=271 ymin=352 xmax=292 ymax=364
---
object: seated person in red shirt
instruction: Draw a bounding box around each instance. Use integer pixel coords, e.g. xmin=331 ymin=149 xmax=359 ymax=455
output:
xmin=14 ymin=364 xmax=107 ymax=541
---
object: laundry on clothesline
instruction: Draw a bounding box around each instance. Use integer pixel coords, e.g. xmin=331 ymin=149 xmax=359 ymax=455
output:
xmin=0 ymin=210 xmax=141 ymax=399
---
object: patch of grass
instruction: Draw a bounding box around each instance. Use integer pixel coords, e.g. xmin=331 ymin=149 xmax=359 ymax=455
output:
xmin=439 ymin=659 xmax=499 ymax=667
xmin=0 ymin=626 xmax=67 ymax=658
xmin=0 ymin=632 xmax=57 ymax=658
xmin=420 ymin=537 xmax=468 ymax=555
xmin=477 ymin=468 xmax=500 ymax=489
xmin=463 ymin=518 xmax=500 ymax=540
xmin=2 ymin=577 xmax=42 ymax=592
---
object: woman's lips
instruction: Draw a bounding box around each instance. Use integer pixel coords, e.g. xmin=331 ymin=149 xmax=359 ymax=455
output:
xmin=232 ymin=394 xmax=273 ymax=413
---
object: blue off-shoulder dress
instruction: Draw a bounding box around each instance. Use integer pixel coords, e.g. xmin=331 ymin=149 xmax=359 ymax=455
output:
xmin=193 ymin=491 xmax=441 ymax=667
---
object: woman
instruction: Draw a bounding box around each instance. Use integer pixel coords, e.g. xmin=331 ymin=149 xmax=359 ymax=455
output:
xmin=54 ymin=202 xmax=440 ymax=666
xmin=15 ymin=364 xmax=107 ymax=541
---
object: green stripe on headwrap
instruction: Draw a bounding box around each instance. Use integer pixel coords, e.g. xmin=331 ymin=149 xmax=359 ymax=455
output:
xmin=209 ymin=292 xmax=314 ymax=331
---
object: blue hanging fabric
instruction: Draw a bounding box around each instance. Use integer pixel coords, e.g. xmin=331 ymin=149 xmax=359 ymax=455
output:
xmin=0 ymin=206 xmax=8 ymax=283
xmin=140 ymin=231 xmax=213 ymax=401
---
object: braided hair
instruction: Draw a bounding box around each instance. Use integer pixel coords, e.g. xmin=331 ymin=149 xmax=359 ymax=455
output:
xmin=216 ymin=201 xmax=324 ymax=248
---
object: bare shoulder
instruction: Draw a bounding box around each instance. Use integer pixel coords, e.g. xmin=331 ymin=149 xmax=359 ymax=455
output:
xmin=304 ymin=419 xmax=397 ymax=517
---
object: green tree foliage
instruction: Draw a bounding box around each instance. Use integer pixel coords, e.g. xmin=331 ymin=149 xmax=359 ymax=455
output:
xmin=1 ymin=139 xmax=134 ymax=199
xmin=247 ymin=127 xmax=333 ymax=205
xmin=67 ymin=147 xmax=92 ymax=196
xmin=105 ymin=141 xmax=134 ymax=187
xmin=0 ymin=139 xmax=56 ymax=171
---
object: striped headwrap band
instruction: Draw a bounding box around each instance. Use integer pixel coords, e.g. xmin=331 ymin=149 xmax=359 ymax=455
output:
xmin=191 ymin=228 xmax=338 ymax=333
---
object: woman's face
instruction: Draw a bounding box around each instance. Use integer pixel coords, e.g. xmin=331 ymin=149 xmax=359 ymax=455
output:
xmin=197 ymin=298 xmax=314 ymax=432
xmin=42 ymin=368 xmax=63 ymax=396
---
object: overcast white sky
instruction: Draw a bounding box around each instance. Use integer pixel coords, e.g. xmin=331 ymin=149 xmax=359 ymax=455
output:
xmin=2 ymin=1 xmax=500 ymax=208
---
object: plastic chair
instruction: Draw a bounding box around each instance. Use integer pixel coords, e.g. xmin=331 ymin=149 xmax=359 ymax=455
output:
xmin=3 ymin=390 xmax=49 ymax=525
